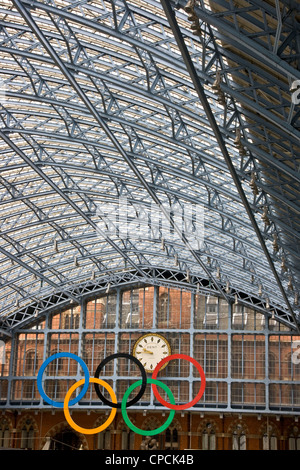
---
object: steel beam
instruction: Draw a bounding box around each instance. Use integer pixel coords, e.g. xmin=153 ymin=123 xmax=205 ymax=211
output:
xmin=11 ymin=0 xmax=229 ymax=302
xmin=0 ymin=244 xmax=79 ymax=304
xmin=160 ymin=0 xmax=299 ymax=331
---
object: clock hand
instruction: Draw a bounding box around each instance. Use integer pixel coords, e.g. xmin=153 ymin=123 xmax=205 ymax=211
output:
xmin=143 ymin=348 xmax=154 ymax=354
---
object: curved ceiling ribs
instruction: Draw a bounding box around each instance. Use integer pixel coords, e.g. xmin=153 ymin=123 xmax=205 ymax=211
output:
xmin=161 ymin=0 xmax=299 ymax=330
xmin=0 ymin=0 xmax=299 ymax=334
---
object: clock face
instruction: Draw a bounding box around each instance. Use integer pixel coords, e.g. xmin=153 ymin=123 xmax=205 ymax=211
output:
xmin=133 ymin=334 xmax=171 ymax=373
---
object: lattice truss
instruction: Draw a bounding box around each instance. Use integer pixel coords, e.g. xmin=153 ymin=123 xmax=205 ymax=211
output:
xmin=0 ymin=0 xmax=299 ymax=333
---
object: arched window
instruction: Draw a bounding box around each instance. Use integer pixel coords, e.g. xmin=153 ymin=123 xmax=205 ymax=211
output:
xmin=95 ymin=428 xmax=111 ymax=450
xmin=121 ymin=428 xmax=135 ymax=450
xmin=165 ymin=427 xmax=179 ymax=450
xmin=0 ymin=418 xmax=10 ymax=448
xmin=20 ymin=419 xmax=35 ymax=450
xmin=260 ymin=423 xmax=278 ymax=450
xmin=232 ymin=431 xmax=246 ymax=450
xmin=63 ymin=308 xmax=80 ymax=329
xmin=200 ymin=422 xmax=216 ymax=450
xmin=288 ymin=426 xmax=300 ymax=450
xmin=205 ymin=296 xmax=218 ymax=328
xmin=158 ymin=293 xmax=169 ymax=324
xmin=262 ymin=433 xmax=277 ymax=450
xmin=231 ymin=424 xmax=246 ymax=450
xmin=93 ymin=416 xmax=112 ymax=450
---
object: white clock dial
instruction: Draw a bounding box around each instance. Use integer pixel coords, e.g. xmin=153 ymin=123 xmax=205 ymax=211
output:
xmin=133 ymin=334 xmax=171 ymax=373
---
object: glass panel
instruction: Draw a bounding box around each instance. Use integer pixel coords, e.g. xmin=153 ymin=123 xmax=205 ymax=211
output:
xmin=51 ymin=305 xmax=81 ymax=329
xmin=14 ymin=334 xmax=43 ymax=376
xmin=0 ymin=341 xmax=10 ymax=378
xmin=85 ymin=294 xmax=117 ymax=329
xmin=82 ymin=333 xmax=115 ymax=375
xmin=0 ymin=380 xmax=8 ymax=402
xmin=157 ymin=287 xmax=191 ymax=329
xmin=204 ymin=295 xmax=219 ymax=329
xmin=232 ymin=304 xmax=245 ymax=330
xmin=194 ymin=334 xmax=228 ymax=378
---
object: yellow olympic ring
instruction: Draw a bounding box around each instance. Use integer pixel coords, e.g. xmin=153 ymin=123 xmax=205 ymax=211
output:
xmin=63 ymin=377 xmax=117 ymax=434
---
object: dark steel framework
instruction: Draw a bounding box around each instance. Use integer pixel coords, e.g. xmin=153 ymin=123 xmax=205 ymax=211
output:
xmin=2 ymin=286 xmax=300 ymax=414
xmin=0 ymin=0 xmax=299 ymax=336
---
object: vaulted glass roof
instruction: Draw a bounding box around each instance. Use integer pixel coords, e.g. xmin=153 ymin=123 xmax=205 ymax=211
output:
xmin=0 ymin=0 xmax=299 ymax=334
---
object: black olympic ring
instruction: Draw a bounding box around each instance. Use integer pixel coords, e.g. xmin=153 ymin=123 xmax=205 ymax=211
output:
xmin=94 ymin=353 xmax=147 ymax=408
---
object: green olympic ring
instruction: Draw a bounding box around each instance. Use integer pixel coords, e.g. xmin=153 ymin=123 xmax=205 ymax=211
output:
xmin=121 ymin=378 xmax=175 ymax=436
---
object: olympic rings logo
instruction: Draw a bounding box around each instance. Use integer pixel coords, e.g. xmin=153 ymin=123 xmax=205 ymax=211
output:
xmin=37 ymin=352 xmax=206 ymax=436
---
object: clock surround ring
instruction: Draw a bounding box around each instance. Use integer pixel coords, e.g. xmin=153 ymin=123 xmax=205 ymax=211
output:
xmin=132 ymin=333 xmax=172 ymax=373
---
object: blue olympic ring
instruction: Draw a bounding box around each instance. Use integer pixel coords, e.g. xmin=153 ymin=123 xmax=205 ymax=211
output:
xmin=36 ymin=352 xmax=90 ymax=408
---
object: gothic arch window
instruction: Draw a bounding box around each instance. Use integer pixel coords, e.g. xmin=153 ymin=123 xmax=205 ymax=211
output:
xmin=94 ymin=416 xmax=112 ymax=450
xmin=19 ymin=418 xmax=36 ymax=450
xmin=262 ymin=432 xmax=277 ymax=450
xmin=199 ymin=422 xmax=217 ymax=450
xmin=49 ymin=428 xmax=82 ymax=450
xmin=63 ymin=308 xmax=80 ymax=329
xmin=260 ymin=423 xmax=278 ymax=450
xmin=96 ymin=428 xmax=111 ymax=450
xmin=165 ymin=427 xmax=179 ymax=450
xmin=142 ymin=416 xmax=161 ymax=433
xmin=229 ymin=422 xmax=247 ymax=450
xmin=0 ymin=418 xmax=11 ymax=448
xmin=118 ymin=418 xmax=136 ymax=450
xmin=158 ymin=292 xmax=170 ymax=325
xmin=163 ymin=419 xmax=181 ymax=450
xmin=232 ymin=430 xmax=246 ymax=450
xmin=121 ymin=428 xmax=135 ymax=450
xmin=288 ymin=426 xmax=300 ymax=450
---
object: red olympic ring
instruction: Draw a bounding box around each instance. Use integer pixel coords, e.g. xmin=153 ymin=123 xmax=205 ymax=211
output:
xmin=151 ymin=353 xmax=206 ymax=410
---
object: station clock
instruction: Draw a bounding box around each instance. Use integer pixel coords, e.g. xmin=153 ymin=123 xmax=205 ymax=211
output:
xmin=133 ymin=333 xmax=171 ymax=373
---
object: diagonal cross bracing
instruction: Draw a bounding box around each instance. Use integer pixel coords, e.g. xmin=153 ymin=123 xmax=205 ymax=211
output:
xmin=160 ymin=0 xmax=299 ymax=331
xmin=10 ymin=0 xmax=229 ymax=302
